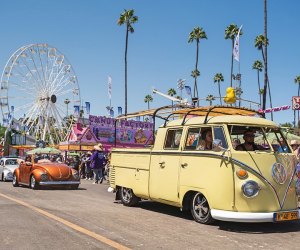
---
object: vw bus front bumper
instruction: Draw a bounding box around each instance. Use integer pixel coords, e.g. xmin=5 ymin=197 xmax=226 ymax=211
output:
xmin=211 ymin=209 xmax=300 ymax=223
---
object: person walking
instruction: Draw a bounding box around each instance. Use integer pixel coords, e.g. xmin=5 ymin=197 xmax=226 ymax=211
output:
xmin=90 ymin=143 xmax=106 ymax=184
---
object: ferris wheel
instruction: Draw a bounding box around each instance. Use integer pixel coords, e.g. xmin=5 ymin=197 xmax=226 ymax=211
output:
xmin=0 ymin=43 xmax=81 ymax=144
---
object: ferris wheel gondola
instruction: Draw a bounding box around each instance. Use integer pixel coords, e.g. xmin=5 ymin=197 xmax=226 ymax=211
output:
xmin=0 ymin=44 xmax=81 ymax=144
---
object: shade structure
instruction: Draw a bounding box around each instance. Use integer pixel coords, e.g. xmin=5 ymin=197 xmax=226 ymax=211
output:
xmin=26 ymin=147 xmax=61 ymax=155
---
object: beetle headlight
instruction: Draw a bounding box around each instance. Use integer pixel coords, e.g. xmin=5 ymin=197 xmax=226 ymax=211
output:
xmin=296 ymin=180 xmax=300 ymax=196
xmin=6 ymin=171 xmax=13 ymax=177
xmin=242 ymin=180 xmax=260 ymax=198
xmin=40 ymin=173 xmax=48 ymax=181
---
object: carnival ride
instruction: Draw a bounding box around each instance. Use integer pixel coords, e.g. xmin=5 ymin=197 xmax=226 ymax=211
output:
xmin=0 ymin=44 xmax=81 ymax=144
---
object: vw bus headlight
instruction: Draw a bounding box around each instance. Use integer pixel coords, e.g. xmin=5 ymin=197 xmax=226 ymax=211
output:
xmin=40 ymin=173 xmax=48 ymax=181
xmin=6 ymin=171 xmax=13 ymax=177
xmin=296 ymin=180 xmax=300 ymax=196
xmin=242 ymin=180 xmax=260 ymax=198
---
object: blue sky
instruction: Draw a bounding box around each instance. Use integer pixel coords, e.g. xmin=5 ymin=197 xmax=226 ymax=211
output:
xmin=1 ymin=0 xmax=299 ymax=125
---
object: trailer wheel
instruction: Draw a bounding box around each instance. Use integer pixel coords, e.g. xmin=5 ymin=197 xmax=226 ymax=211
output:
xmin=190 ymin=192 xmax=214 ymax=224
xmin=120 ymin=187 xmax=139 ymax=207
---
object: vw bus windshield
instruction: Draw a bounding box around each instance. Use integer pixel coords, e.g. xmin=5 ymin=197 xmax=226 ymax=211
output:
xmin=228 ymin=125 xmax=291 ymax=153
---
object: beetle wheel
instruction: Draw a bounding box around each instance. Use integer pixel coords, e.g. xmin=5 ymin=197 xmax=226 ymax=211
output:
xmin=30 ymin=175 xmax=39 ymax=190
xmin=12 ymin=173 xmax=19 ymax=187
xmin=120 ymin=187 xmax=139 ymax=207
xmin=190 ymin=192 xmax=214 ymax=224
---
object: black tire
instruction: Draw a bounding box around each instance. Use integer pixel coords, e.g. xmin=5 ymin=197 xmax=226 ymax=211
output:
xmin=1 ymin=173 xmax=4 ymax=182
xmin=190 ymin=192 xmax=214 ymax=224
xmin=120 ymin=187 xmax=139 ymax=207
xmin=70 ymin=184 xmax=79 ymax=190
xmin=30 ymin=175 xmax=39 ymax=190
xmin=12 ymin=173 xmax=19 ymax=187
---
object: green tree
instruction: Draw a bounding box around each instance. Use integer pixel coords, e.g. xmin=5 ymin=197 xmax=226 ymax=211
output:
xmin=213 ymin=73 xmax=224 ymax=105
xmin=118 ymin=9 xmax=138 ymax=116
xmin=144 ymin=94 xmax=153 ymax=110
xmin=225 ymin=24 xmax=242 ymax=87
xmin=188 ymin=26 xmax=207 ymax=106
xmin=167 ymin=88 xmax=177 ymax=107
xmin=294 ymin=75 xmax=300 ymax=127
xmin=206 ymin=94 xmax=215 ymax=106
xmin=252 ymin=60 xmax=264 ymax=107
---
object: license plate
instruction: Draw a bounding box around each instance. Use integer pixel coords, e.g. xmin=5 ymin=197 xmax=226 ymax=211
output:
xmin=273 ymin=211 xmax=299 ymax=222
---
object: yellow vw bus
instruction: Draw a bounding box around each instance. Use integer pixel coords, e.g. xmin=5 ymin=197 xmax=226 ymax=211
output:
xmin=110 ymin=106 xmax=300 ymax=224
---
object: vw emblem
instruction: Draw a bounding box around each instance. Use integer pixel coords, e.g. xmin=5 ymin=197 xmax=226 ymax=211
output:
xmin=272 ymin=163 xmax=287 ymax=184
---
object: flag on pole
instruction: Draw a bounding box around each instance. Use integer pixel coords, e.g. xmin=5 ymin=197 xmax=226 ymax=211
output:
xmin=233 ymin=25 xmax=243 ymax=62
xmin=85 ymin=102 xmax=90 ymax=115
xmin=118 ymin=106 xmax=122 ymax=115
xmin=108 ymin=76 xmax=112 ymax=100
xmin=185 ymin=86 xmax=192 ymax=96
xmin=74 ymin=105 xmax=80 ymax=117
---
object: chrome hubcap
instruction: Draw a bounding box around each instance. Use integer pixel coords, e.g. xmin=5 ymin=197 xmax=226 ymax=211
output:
xmin=122 ymin=188 xmax=132 ymax=202
xmin=31 ymin=176 xmax=35 ymax=188
xmin=193 ymin=194 xmax=209 ymax=219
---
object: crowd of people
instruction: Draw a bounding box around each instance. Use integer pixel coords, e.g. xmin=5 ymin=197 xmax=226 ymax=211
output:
xmin=67 ymin=143 xmax=111 ymax=184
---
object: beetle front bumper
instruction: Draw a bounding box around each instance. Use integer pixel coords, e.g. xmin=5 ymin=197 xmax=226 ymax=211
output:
xmin=39 ymin=181 xmax=80 ymax=185
xmin=211 ymin=209 xmax=300 ymax=223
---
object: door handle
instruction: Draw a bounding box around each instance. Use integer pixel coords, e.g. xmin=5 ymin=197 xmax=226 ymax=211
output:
xmin=159 ymin=161 xmax=165 ymax=168
xmin=181 ymin=163 xmax=188 ymax=168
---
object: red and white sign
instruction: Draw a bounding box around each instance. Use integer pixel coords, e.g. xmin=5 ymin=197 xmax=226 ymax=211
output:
xmin=292 ymin=96 xmax=300 ymax=110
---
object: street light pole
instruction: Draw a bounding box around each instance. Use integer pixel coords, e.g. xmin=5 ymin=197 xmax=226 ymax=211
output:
xmin=64 ymin=98 xmax=70 ymax=117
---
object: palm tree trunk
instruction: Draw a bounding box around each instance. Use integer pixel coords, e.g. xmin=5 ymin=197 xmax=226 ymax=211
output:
xmin=257 ymin=70 xmax=261 ymax=107
xmin=148 ymin=101 xmax=150 ymax=110
xmin=297 ymin=83 xmax=300 ymax=127
xmin=194 ymin=40 xmax=199 ymax=106
xmin=262 ymin=0 xmax=268 ymax=118
xmin=230 ymin=39 xmax=234 ymax=87
xmin=218 ymin=83 xmax=222 ymax=105
xmin=124 ymin=26 xmax=129 ymax=116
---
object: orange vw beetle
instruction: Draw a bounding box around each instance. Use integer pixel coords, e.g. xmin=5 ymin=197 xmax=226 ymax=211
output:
xmin=12 ymin=149 xmax=80 ymax=189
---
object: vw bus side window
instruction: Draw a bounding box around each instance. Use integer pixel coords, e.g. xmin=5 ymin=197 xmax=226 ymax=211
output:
xmin=228 ymin=126 xmax=271 ymax=151
xmin=185 ymin=128 xmax=200 ymax=150
xmin=164 ymin=129 xmax=183 ymax=149
xmin=213 ymin=127 xmax=228 ymax=149
xmin=185 ymin=127 xmax=213 ymax=151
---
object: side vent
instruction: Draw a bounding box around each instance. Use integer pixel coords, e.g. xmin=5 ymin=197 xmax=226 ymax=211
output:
xmin=109 ymin=166 xmax=116 ymax=186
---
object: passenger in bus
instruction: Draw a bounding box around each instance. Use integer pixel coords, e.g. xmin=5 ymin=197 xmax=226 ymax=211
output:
xmin=197 ymin=129 xmax=212 ymax=150
xmin=236 ymin=129 xmax=264 ymax=151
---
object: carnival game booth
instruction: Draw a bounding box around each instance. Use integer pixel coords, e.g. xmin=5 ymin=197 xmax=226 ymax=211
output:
xmin=59 ymin=115 xmax=154 ymax=152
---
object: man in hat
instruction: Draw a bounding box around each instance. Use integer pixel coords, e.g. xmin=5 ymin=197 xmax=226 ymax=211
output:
xmin=90 ymin=143 xmax=106 ymax=184
xmin=290 ymin=140 xmax=300 ymax=162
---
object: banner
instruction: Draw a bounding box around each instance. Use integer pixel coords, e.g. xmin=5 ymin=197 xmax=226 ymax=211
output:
xmin=89 ymin=115 xmax=154 ymax=146
xmin=108 ymin=75 xmax=112 ymax=100
xmin=233 ymin=25 xmax=243 ymax=62
xmin=85 ymin=102 xmax=90 ymax=115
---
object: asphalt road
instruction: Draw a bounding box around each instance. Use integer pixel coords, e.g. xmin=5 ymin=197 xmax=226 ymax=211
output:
xmin=0 ymin=179 xmax=300 ymax=250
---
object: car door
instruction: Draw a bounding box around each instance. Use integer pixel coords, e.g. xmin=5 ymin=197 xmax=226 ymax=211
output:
xmin=149 ymin=128 xmax=182 ymax=203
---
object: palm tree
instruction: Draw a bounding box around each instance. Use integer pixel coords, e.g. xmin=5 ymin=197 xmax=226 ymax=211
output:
xmin=118 ymin=9 xmax=138 ymax=116
xmin=213 ymin=73 xmax=224 ymax=105
xmin=206 ymin=94 xmax=215 ymax=106
xmin=168 ymin=88 xmax=177 ymax=107
xmin=252 ymin=60 xmax=264 ymax=107
xmin=255 ymin=34 xmax=272 ymax=119
xmin=144 ymin=94 xmax=153 ymax=110
xmin=225 ymin=24 xmax=242 ymax=87
xmin=294 ymin=76 xmax=300 ymax=126
xmin=188 ymin=27 xmax=207 ymax=106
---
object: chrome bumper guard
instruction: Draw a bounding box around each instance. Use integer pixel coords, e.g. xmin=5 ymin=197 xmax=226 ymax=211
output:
xmin=211 ymin=209 xmax=300 ymax=223
xmin=39 ymin=181 xmax=80 ymax=185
